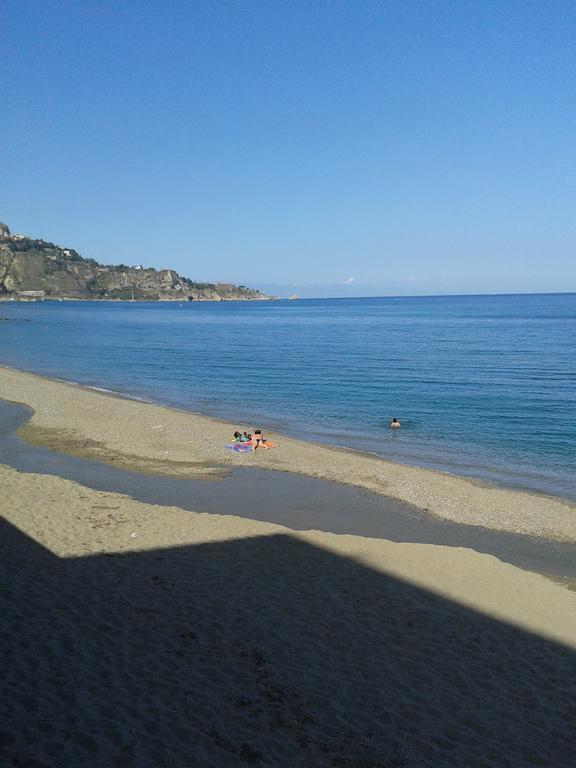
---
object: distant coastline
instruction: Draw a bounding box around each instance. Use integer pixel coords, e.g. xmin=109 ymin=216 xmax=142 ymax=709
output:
xmin=0 ymin=221 xmax=271 ymax=302
xmin=0 ymin=295 xmax=276 ymax=303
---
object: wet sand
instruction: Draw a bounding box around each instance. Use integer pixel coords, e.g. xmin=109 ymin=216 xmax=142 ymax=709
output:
xmin=1 ymin=399 xmax=575 ymax=582
xmin=2 ymin=365 xmax=576 ymax=766
xmin=2 ymin=466 xmax=576 ymax=766
xmin=1 ymin=364 xmax=575 ymax=541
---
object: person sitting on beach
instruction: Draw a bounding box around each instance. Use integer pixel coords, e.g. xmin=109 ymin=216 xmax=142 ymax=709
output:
xmin=241 ymin=431 xmax=252 ymax=442
xmin=390 ymin=417 xmax=401 ymax=429
xmin=233 ymin=431 xmax=243 ymax=442
xmin=253 ymin=429 xmax=267 ymax=449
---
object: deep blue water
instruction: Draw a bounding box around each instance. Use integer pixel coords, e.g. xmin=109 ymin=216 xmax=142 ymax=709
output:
xmin=1 ymin=294 xmax=575 ymax=501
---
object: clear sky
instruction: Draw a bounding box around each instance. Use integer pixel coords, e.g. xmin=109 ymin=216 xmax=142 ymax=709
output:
xmin=2 ymin=1 xmax=576 ymax=297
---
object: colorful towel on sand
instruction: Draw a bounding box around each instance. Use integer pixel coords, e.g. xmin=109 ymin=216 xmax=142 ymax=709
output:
xmin=226 ymin=442 xmax=253 ymax=453
xmin=225 ymin=440 xmax=276 ymax=453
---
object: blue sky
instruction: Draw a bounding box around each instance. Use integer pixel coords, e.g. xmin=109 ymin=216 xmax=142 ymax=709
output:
xmin=2 ymin=0 xmax=576 ymax=297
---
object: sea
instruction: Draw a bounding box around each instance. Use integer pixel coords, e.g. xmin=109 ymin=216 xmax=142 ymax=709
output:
xmin=1 ymin=293 xmax=575 ymax=502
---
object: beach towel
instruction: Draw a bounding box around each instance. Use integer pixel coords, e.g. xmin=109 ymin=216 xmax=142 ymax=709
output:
xmin=226 ymin=442 xmax=252 ymax=453
xmin=226 ymin=440 xmax=275 ymax=453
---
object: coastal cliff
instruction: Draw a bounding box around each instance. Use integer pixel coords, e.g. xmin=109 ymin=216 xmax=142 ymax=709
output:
xmin=0 ymin=222 xmax=270 ymax=301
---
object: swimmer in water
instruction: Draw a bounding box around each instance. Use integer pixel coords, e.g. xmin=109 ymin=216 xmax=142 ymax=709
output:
xmin=390 ymin=417 xmax=401 ymax=429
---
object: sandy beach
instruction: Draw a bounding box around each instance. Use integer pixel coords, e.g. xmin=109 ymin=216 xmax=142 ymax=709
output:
xmin=2 ymin=365 xmax=576 ymax=766
xmin=1 ymin=365 xmax=575 ymax=541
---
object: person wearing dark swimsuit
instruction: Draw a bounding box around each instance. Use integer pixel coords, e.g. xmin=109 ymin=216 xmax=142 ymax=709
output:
xmin=253 ymin=429 xmax=266 ymax=449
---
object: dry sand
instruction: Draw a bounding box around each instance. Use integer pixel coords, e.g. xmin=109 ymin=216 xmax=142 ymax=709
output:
xmin=2 ymin=462 xmax=576 ymax=767
xmin=1 ymin=365 xmax=575 ymax=541
xmin=1 ymin=367 xmax=576 ymax=765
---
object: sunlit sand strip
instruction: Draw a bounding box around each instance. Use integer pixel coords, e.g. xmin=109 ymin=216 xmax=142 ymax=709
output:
xmin=2 ymin=463 xmax=576 ymax=650
xmin=1 ymin=364 xmax=575 ymax=541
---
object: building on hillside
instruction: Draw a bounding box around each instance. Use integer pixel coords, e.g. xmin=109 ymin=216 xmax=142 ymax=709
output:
xmin=17 ymin=290 xmax=45 ymax=300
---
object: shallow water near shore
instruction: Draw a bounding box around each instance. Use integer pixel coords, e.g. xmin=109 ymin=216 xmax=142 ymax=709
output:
xmin=1 ymin=294 xmax=575 ymax=501
xmin=1 ymin=399 xmax=575 ymax=583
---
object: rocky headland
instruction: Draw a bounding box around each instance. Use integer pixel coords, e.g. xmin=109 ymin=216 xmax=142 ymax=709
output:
xmin=0 ymin=222 xmax=270 ymax=301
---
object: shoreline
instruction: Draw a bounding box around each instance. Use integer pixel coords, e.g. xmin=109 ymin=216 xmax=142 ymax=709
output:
xmin=1 ymin=363 xmax=575 ymax=542
xmin=2 ymin=299 xmax=574 ymax=503
xmin=2 ymin=365 xmax=576 ymax=765
xmin=3 ymin=397 xmax=576 ymax=583
xmin=0 ymin=296 xmax=275 ymax=302
xmin=22 ymin=370 xmax=574 ymax=510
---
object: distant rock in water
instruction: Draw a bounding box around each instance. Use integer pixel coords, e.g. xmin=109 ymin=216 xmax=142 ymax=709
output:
xmin=0 ymin=221 xmax=271 ymax=302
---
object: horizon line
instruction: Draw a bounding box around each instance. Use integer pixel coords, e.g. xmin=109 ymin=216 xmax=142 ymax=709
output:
xmin=271 ymin=291 xmax=576 ymax=300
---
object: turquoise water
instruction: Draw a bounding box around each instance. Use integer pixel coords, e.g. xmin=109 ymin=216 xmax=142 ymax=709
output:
xmin=1 ymin=294 xmax=575 ymax=500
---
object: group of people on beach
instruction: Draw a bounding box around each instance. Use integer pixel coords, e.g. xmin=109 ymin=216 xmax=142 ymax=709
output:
xmin=227 ymin=417 xmax=400 ymax=453
xmin=232 ymin=429 xmax=269 ymax=449
xmin=231 ymin=420 xmax=399 ymax=452
xmin=230 ymin=419 xmax=398 ymax=452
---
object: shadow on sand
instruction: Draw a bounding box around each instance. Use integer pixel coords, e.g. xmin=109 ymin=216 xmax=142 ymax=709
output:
xmin=1 ymin=516 xmax=574 ymax=767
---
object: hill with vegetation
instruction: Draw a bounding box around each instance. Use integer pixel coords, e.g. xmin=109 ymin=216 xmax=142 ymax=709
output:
xmin=0 ymin=222 xmax=270 ymax=301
